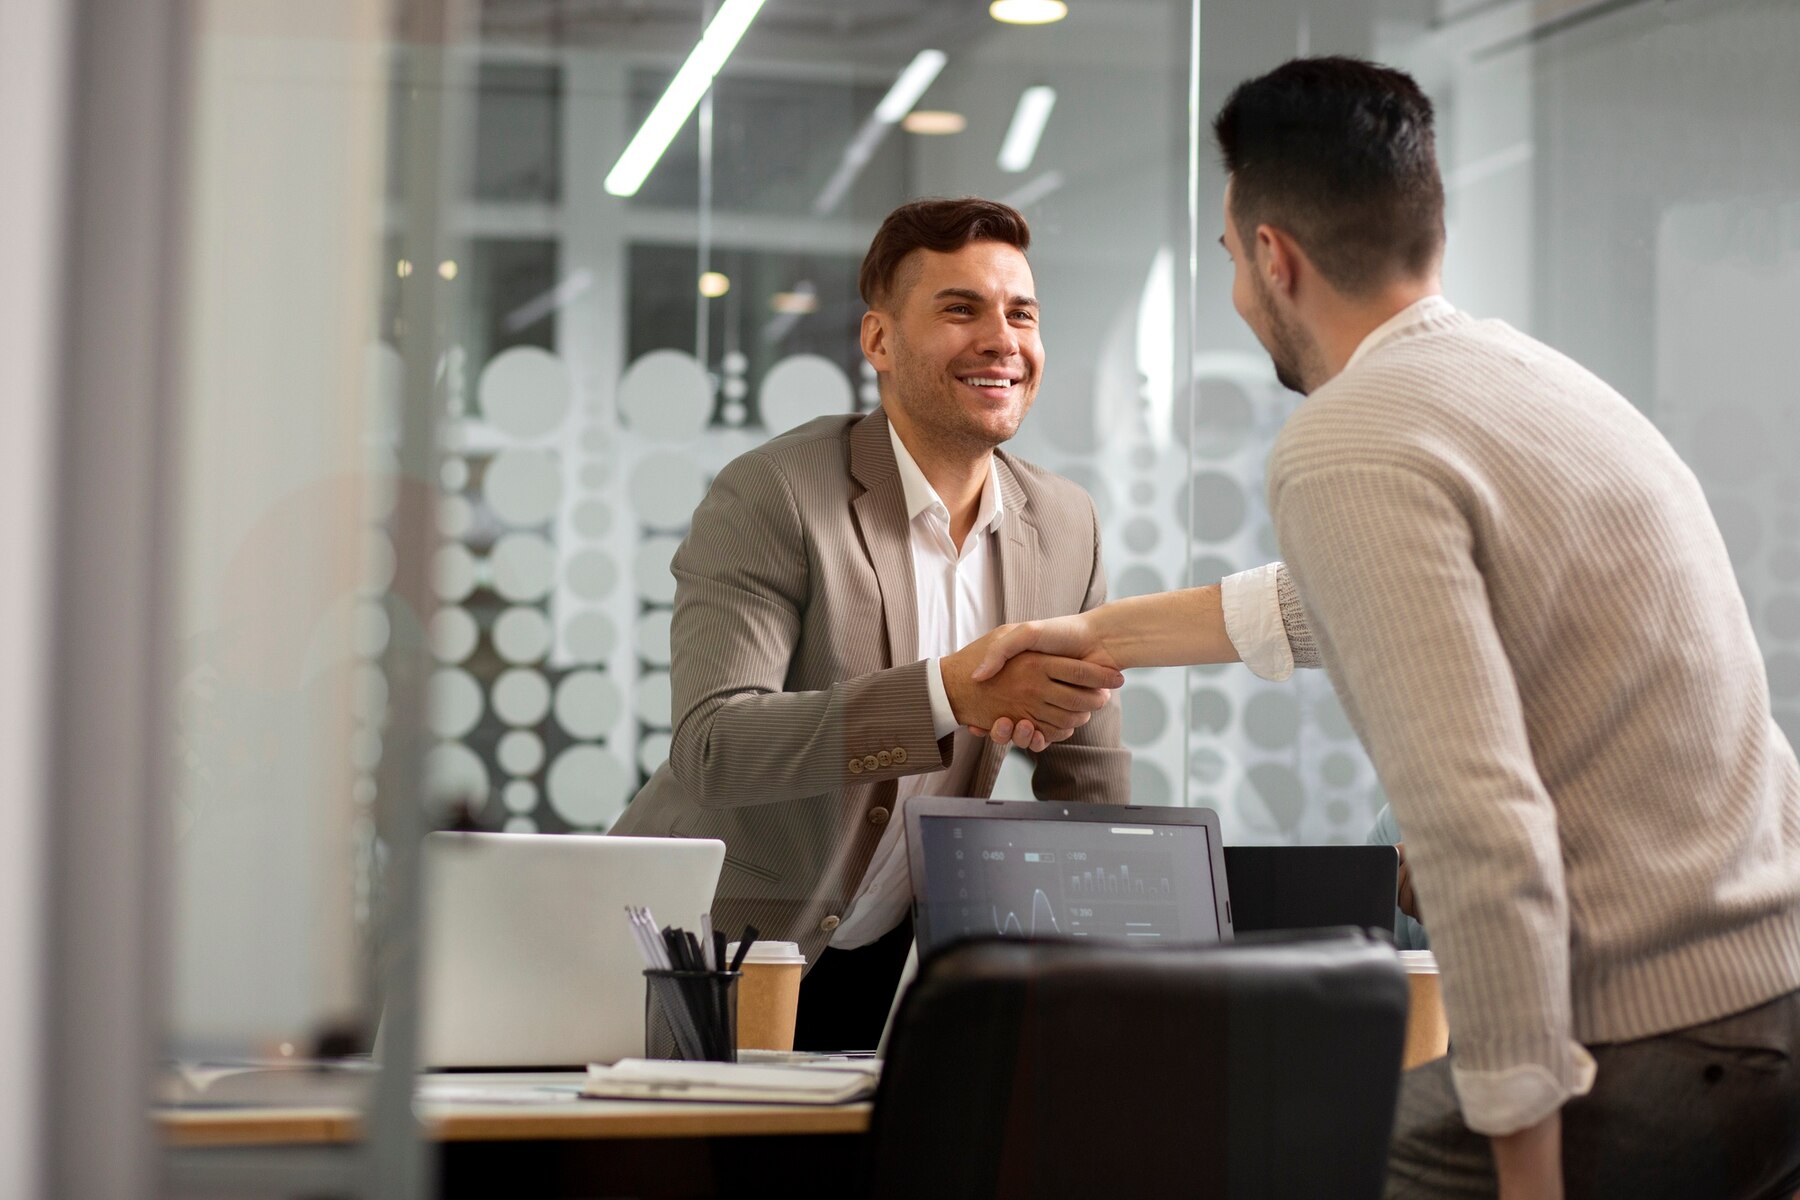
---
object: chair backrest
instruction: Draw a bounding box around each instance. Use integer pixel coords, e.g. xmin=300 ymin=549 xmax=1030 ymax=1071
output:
xmin=866 ymin=928 xmax=1408 ymax=1200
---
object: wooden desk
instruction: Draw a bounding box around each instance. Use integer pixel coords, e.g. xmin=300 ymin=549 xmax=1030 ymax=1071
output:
xmin=159 ymin=1072 xmax=873 ymax=1148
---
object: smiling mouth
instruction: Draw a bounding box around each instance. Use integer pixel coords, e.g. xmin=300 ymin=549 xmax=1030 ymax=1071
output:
xmin=960 ymin=376 xmax=1020 ymax=391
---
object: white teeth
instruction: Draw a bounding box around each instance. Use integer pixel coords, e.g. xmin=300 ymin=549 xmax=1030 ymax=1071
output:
xmin=964 ymin=377 xmax=1013 ymax=388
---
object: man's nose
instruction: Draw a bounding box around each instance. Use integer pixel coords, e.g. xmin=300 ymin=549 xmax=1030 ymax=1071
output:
xmin=972 ymin=311 xmax=1020 ymax=357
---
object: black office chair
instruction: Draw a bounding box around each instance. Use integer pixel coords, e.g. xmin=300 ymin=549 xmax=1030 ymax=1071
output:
xmin=866 ymin=928 xmax=1408 ymax=1200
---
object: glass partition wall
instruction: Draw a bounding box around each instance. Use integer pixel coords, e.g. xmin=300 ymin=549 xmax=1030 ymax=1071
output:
xmin=153 ymin=0 xmax=1800 ymax=1192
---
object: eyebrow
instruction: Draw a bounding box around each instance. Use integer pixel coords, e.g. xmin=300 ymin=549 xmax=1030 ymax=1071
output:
xmin=934 ymin=287 xmax=1038 ymax=309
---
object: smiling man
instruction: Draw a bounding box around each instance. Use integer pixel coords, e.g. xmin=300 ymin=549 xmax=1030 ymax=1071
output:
xmin=612 ymin=197 xmax=1308 ymax=1048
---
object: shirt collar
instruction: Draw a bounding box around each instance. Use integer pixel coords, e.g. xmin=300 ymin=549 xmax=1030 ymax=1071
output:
xmin=1343 ymin=294 xmax=1457 ymax=374
xmin=888 ymin=421 xmax=1005 ymax=534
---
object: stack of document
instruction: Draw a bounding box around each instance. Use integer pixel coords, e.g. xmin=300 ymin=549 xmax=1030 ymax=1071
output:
xmin=583 ymin=1058 xmax=879 ymax=1105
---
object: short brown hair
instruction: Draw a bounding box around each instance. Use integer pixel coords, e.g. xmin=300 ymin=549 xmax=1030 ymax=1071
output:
xmin=858 ymin=197 xmax=1031 ymax=308
xmin=1213 ymin=56 xmax=1444 ymax=295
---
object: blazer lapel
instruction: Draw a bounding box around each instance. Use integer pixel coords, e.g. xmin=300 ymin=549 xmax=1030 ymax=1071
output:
xmin=849 ymin=409 xmax=917 ymax=670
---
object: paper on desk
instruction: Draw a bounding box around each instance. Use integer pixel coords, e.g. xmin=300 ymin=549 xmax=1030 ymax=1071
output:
xmin=416 ymin=1081 xmax=582 ymax=1106
xmin=583 ymin=1058 xmax=879 ymax=1105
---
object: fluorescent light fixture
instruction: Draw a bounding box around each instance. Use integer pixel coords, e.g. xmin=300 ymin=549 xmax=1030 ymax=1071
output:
xmin=902 ymin=110 xmax=966 ymax=135
xmin=991 ymin=0 xmax=1068 ymax=25
xmin=998 ymin=86 xmax=1056 ymax=172
xmin=812 ymin=49 xmax=947 ymax=215
xmin=603 ymin=0 xmax=769 ymax=197
xmin=875 ymin=49 xmax=948 ymax=123
xmin=502 ymin=269 xmax=595 ymax=334
xmin=999 ymin=168 xmax=1065 ymax=209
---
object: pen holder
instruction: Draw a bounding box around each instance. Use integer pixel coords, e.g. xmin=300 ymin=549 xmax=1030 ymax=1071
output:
xmin=644 ymin=969 xmax=740 ymax=1062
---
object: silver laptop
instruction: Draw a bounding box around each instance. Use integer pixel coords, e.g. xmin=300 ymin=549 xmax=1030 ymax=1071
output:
xmin=418 ymin=831 xmax=724 ymax=1068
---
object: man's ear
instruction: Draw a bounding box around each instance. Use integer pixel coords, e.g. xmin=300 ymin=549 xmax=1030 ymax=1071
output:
xmin=1256 ymin=224 xmax=1308 ymax=300
xmin=860 ymin=310 xmax=891 ymax=373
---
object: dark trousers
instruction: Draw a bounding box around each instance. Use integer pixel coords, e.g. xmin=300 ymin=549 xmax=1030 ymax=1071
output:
xmin=793 ymin=915 xmax=914 ymax=1052
xmin=1386 ymin=987 xmax=1800 ymax=1199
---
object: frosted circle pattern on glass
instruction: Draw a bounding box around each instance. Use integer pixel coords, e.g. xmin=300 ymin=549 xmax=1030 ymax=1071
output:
xmin=618 ymin=349 xmax=713 ymax=440
xmin=572 ymin=499 xmax=612 ymax=539
xmin=547 ymin=745 xmax=631 ymax=828
xmin=503 ymin=780 xmax=538 ymax=814
xmin=759 ymin=355 xmax=854 ymax=435
xmin=504 ymin=816 xmax=537 ymax=834
xmin=425 ymin=742 xmax=489 ymax=810
xmin=498 ymin=730 xmax=545 ymax=777
xmin=353 ymin=601 xmax=391 ymax=658
xmin=638 ymin=731 xmax=673 ymax=775
xmin=431 ymin=607 xmax=479 ymax=663
xmin=636 ymin=671 xmax=673 ymax=727
xmin=428 ymin=669 xmax=484 ymax=739
xmin=1189 ymin=688 xmax=1233 ymax=734
xmin=634 ymin=536 xmax=682 ymax=604
xmin=1244 ymin=692 xmax=1301 ymax=750
xmin=439 ymin=495 xmax=474 ymax=539
xmin=1123 ymin=518 xmax=1160 ymax=554
xmin=566 ymin=549 xmax=619 ymax=600
xmin=492 ymin=668 xmax=552 ymax=726
xmin=490 ymin=533 xmax=555 ymax=602
xmin=563 ymin=610 xmax=617 ymax=664
xmin=1114 ymin=565 xmax=1166 ymax=599
xmin=1323 ymin=752 xmax=1360 ymax=788
xmin=555 ymin=671 xmax=623 ymax=739
xmin=1241 ymin=763 xmax=1305 ymax=835
xmin=493 ymin=606 xmax=552 ymax=663
xmin=1120 ymin=686 xmax=1169 ymax=746
xmin=628 ymin=453 xmax=706 ymax=530
xmin=1130 ymin=761 xmax=1174 ymax=806
xmin=434 ymin=543 xmax=478 ymax=602
xmin=1178 ymin=472 xmax=1249 ymax=542
xmin=479 ymin=346 xmax=573 ymax=439
xmin=636 ymin=609 xmax=673 ymax=667
xmin=483 ymin=449 xmax=562 ymax=528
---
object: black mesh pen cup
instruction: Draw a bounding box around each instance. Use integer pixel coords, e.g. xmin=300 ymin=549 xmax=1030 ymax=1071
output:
xmin=644 ymin=969 xmax=740 ymax=1062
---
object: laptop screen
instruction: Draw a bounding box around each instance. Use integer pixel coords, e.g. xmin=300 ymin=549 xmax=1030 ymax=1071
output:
xmin=907 ymin=798 xmax=1231 ymax=954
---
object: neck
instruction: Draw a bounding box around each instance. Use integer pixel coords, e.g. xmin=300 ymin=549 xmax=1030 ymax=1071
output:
xmin=887 ymin=411 xmax=991 ymax=548
xmin=1314 ymin=277 xmax=1443 ymax=383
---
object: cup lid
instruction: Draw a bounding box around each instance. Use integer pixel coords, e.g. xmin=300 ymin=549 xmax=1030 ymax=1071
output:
xmin=1397 ymin=949 xmax=1438 ymax=974
xmin=727 ymin=940 xmax=806 ymax=965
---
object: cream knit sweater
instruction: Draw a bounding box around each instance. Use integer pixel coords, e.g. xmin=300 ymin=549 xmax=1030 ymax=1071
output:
xmin=1269 ymin=308 xmax=1800 ymax=1128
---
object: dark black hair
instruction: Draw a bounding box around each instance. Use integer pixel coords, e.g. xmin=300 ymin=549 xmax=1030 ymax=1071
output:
xmin=1213 ymin=56 xmax=1444 ymax=294
xmin=859 ymin=197 xmax=1031 ymax=308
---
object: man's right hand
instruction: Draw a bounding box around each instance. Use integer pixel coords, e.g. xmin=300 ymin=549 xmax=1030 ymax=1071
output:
xmin=940 ymin=634 xmax=1121 ymax=750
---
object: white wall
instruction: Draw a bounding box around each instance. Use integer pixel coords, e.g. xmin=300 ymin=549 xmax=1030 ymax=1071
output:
xmin=0 ymin=0 xmax=69 ymax=1192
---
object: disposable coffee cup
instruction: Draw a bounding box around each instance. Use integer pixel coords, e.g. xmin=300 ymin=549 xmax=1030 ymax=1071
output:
xmin=728 ymin=940 xmax=807 ymax=1052
xmin=1398 ymin=950 xmax=1449 ymax=1069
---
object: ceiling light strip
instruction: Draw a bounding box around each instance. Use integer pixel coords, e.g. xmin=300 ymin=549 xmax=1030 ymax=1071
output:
xmin=812 ymin=49 xmax=948 ymax=215
xmin=603 ymin=0 xmax=769 ymax=197
xmin=997 ymin=85 xmax=1056 ymax=172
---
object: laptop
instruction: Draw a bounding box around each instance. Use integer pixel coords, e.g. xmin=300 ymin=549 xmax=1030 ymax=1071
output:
xmin=417 ymin=831 xmax=724 ymax=1068
xmin=1221 ymin=845 xmax=1398 ymax=937
xmin=904 ymin=797 xmax=1234 ymax=955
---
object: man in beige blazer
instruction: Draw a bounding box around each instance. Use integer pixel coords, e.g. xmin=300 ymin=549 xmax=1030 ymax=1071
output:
xmin=614 ymin=197 xmax=1297 ymax=1046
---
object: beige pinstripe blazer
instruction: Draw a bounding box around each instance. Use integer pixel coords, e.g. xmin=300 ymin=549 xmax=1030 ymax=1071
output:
xmin=611 ymin=408 xmax=1129 ymax=968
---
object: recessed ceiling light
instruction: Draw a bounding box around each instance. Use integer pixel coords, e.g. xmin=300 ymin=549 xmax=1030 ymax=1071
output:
xmin=698 ymin=271 xmax=730 ymax=298
xmin=990 ymin=0 xmax=1068 ymax=25
xmin=903 ymin=110 xmax=967 ymax=135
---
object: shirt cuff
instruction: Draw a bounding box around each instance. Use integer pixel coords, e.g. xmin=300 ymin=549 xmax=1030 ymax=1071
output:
xmin=1221 ymin=562 xmax=1294 ymax=681
xmin=1451 ymin=1045 xmax=1597 ymax=1136
xmin=924 ymin=657 xmax=960 ymax=739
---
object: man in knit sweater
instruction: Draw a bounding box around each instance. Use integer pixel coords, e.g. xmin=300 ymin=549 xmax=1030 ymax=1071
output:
xmin=968 ymin=57 xmax=1800 ymax=1198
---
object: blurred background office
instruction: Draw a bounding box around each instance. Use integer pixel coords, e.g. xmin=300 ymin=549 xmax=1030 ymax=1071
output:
xmin=4 ymin=0 xmax=1798 ymax=1195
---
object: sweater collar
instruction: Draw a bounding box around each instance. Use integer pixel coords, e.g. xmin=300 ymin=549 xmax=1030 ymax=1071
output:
xmin=1343 ymin=294 xmax=1458 ymax=374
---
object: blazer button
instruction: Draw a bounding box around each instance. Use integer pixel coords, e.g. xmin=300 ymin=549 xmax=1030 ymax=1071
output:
xmin=891 ymin=746 xmax=907 ymax=765
xmin=862 ymin=754 xmax=880 ymax=773
xmin=819 ymin=915 xmax=841 ymax=933
xmin=876 ymin=750 xmax=892 ymax=768
xmin=848 ymin=757 xmax=864 ymax=775
xmin=868 ymin=807 xmax=890 ymax=827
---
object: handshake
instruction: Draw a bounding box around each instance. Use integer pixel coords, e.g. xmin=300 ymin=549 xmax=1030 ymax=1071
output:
xmin=940 ymin=612 xmax=1115 ymax=754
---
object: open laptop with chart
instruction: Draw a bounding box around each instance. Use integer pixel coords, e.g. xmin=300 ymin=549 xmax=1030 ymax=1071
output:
xmin=904 ymin=797 xmax=1234 ymax=954
xmin=417 ymin=831 xmax=724 ymax=1068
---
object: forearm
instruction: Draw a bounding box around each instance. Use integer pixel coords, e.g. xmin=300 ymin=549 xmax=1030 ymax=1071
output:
xmin=1492 ymin=1111 xmax=1563 ymax=1199
xmin=1083 ymin=585 xmax=1239 ymax=669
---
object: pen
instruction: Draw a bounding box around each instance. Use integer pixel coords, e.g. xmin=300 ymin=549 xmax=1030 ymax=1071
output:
xmin=728 ymin=925 xmax=759 ymax=973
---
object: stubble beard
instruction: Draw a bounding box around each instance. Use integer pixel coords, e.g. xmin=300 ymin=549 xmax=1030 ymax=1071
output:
xmin=1251 ymin=273 xmax=1325 ymax=396
xmin=888 ymin=342 xmax=1034 ymax=459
